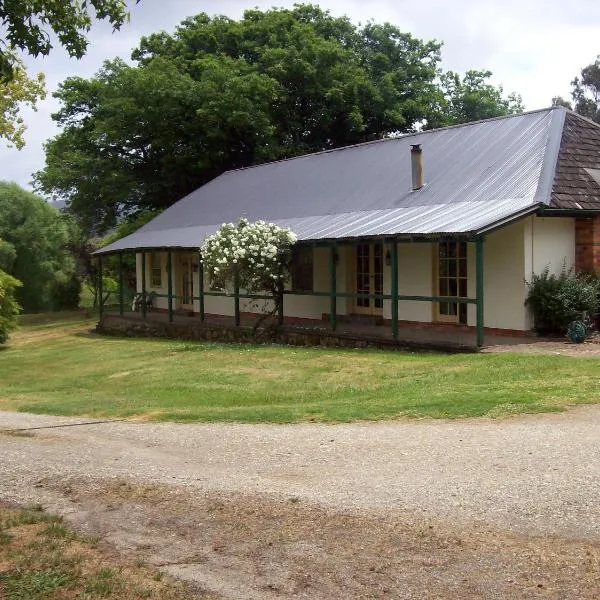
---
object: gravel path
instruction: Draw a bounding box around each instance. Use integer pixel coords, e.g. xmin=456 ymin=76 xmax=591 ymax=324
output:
xmin=2 ymin=406 xmax=600 ymax=540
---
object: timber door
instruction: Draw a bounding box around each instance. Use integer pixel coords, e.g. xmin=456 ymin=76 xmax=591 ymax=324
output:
xmin=354 ymin=243 xmax=384 ymax=316
xmin=178 ymin=255 xmax=194 ymax=311
xmin=435 ymin=241 xmax=468 ymax=324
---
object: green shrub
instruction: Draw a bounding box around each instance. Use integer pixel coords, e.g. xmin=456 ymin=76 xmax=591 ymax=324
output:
xmin=0 ymin=269 xmax=21 ymax=344
xmin=525 ymin=266 xmax=599 ymax=334
xmin=51 ymin=273 xmax=81 ymax=310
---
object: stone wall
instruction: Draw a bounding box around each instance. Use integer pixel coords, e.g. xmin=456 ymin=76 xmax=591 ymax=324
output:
xmin=97 ymin=315 xmax=476 ymax=352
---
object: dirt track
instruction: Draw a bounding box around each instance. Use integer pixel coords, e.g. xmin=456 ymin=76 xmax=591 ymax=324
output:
xmin=1 ymin=408 xmax=600 ymax=598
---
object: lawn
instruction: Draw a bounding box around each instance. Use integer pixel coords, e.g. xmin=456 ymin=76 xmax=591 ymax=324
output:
xmin=0 ymin=504 xmax=205 ymax=600
xmin=1 ymin=312 xmax=599 ymax=422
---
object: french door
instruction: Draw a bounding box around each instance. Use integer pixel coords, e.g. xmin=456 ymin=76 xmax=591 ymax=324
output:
xmin=178 ymin=255 xmax=194 ymax=310
xmin=354 ymin=243 xmax=384 ymax=316
xmin=436 ymin=241 xmax=467 ymax=324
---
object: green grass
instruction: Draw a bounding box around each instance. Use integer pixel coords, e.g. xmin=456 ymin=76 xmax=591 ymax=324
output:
xmin=0 ymin=312 xmax=599 ymax=422
xmin=0 ymin=506 xmax=207 ymax=600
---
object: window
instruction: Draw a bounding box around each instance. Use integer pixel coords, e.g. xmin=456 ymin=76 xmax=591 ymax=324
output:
xmin=150 ymin=253 xmax=162 ymax=288
xmin=291 ymin=246 xmax=313 ymax=292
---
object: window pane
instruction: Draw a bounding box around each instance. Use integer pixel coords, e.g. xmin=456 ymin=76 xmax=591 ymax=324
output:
xmin=439 ymin=260 xmax=448 ymax=277
xmin=292 ymin=246 xmax=314 ymax=291
xmin=449 ymin=279 xmax=458 ymax=296
xmin=459 ymin=259 xmax=467 ymax=278
xmin=459 ymin=279 xmax=467 ymax=297
xmin=448 ymin=242 xmax=457 ymax=258
xmin=448 ymin=260 xmax=457 ymax=278
xmin=459 ymin=242 xmax=467 ymax=258
xmin=439 ymin=279 xmax=448 ymax=296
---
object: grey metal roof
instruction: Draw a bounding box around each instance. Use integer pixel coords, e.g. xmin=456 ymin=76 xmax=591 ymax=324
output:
xmin=98 ymin=107 xmax=567 ymax=254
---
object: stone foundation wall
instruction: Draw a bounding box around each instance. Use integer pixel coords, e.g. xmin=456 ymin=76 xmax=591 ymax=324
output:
xmin=97 ymin=315 xmax=476 ymax=352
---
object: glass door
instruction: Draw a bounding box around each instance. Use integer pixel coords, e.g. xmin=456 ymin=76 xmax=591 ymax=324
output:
xmin=437 ymin=241 xmax=467 ymax=324
xmin=354 ymin=243 xmax=384 ymax=315
xmin=179 ymin=256 xmax=194 ymax=310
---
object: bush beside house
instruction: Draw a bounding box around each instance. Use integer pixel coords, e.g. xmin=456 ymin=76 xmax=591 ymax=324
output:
xmin=526 ymin=267 xmax=599 ymax=334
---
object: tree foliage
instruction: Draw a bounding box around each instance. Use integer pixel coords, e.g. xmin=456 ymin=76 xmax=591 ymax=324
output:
xmin=0 ymin=181 xmax=80 ymax=312
xmin=0 ymin=58 xmax=46 ymax=148
xmin=35 ymin=4 xmax=522 ymax=234
xmin=431 ymin=70 xmax=523 ymax=127
xmin=0 ymin=0 xmax=131 ymax=81
xmin=0 ymin=266 xmax=21 ymax=344
xmin=570 ymin=56 xmax=600 ymax=123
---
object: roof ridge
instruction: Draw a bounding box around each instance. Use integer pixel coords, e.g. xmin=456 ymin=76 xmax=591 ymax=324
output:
xmin=562 ymin=107 xmax=600 ymax=131
xmin=222 ymin=106 xmax=563 ymax=176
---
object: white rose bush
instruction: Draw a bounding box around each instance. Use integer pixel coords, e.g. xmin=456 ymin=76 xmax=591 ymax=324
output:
xmin=200 ymin=218 xmax=297 ymax=330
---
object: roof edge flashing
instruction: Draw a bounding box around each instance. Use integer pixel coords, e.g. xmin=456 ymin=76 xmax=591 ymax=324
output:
xmin=533 ymin=107 xmax=567 ymax=205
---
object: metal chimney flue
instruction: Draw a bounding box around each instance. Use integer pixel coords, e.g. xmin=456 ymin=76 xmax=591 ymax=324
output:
xmin=410 ymin=144 xmax=424 ymax=190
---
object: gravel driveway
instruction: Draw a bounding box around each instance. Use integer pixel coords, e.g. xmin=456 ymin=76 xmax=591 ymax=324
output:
xmin=2 ymin=408 xmax=600 ymax=598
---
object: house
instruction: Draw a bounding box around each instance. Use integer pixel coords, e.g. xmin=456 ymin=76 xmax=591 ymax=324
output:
xmin=96 ymin=107 xmax=600 ymax=348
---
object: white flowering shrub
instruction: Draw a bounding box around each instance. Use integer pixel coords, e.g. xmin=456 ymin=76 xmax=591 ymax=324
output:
xmin=201 ymin=218 xmax=297 ymax=297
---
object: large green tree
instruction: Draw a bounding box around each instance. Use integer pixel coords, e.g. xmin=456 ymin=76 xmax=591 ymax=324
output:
xmin=0 ymin=0 xmax=131 ymax=81
xmin=0 ymin=182 xmax=80 ymax=312
xmin=0 ymin=58 xmax=46 ymax=149
xmin=35 ymin=5 xmax=521 ymax=234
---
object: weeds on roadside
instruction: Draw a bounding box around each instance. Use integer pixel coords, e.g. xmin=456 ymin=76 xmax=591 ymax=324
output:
xmin=0 ymin=506 xmax=207 ymax=599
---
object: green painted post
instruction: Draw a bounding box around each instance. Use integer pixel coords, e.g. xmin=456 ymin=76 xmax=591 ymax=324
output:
xmin=391 ymin=240 xmax=399 ymax=340
xmin=234 ymin=270 xmax=240 ymax=326
xmin=98 ymin=256 xmax=103 ymax=319
xmin=141 ymin=252 xmax=147 ymax=320
xmin=118 ymin=253 xmax=124 ymax=316
xmin=329 ymin=243 xmax=337 ymax=331
xmin=198 ymin=251 xmax=205 ymax=321
xmin=167 ymin=251 xmax=173 ymax=322
xmin=476 ymin=236 xmax=485 ymax=348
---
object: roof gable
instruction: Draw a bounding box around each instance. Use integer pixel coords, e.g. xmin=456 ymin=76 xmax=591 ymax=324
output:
xmin=550 ymin=111 xmax=600 ymax=210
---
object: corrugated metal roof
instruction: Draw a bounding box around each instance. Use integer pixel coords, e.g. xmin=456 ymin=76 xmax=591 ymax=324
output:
xmin=98 ymin=107 xmax=567 ymax=254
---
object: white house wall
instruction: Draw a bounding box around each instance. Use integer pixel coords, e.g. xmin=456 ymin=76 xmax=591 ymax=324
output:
xmin=133 ymin=215 xmax=576 ymax=332
xmin=525 ymin=216 xmax=575 ymax=277
xmin=480 ymin=220 xmax=527 ymax=330
xmin=136 ymin=251 xmax=169 ymax=311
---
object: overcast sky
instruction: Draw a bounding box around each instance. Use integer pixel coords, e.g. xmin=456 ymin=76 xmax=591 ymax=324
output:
xmin=1 ymin=0 xmax=599 ymax=194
